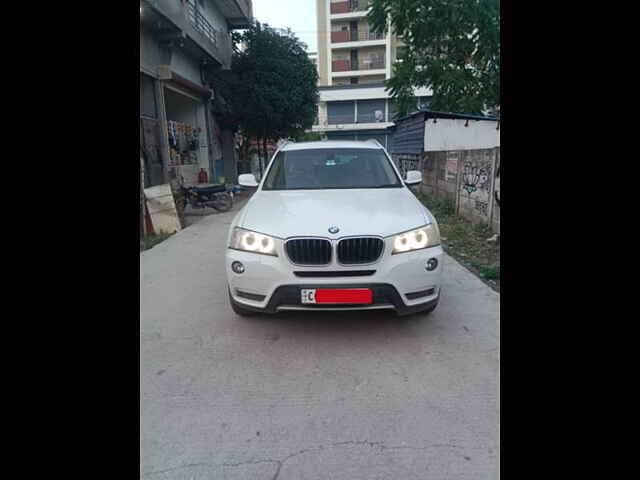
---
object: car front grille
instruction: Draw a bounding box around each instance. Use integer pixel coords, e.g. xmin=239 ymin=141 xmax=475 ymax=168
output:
xmin=337 ymin=237 xmax=384 ymax=265
xmin=285 ymin=238 xmax=332 ymax=265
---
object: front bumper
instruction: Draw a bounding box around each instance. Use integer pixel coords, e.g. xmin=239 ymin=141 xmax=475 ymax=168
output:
xmin=226 ymin=244 xmax=444 ymax=315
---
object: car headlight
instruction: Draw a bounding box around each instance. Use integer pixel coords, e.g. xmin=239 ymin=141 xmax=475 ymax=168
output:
xmin=229 ymin=227 xmax=278 ymax=256
xmin=391 ymin=224 xmax=440 ymax=254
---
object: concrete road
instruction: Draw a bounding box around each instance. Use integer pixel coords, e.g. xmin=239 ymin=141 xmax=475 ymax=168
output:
xmin=141 ymin=198 xmax=500 ymax=479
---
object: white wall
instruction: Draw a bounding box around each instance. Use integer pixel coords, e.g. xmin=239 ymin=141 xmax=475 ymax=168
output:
xmin=320 ymin=86 xmax=390 ymax=101
xmin=319 ymin=85 xmax=433 ymax=102
xmin=425 ymin=118 xmax=500 ymax=152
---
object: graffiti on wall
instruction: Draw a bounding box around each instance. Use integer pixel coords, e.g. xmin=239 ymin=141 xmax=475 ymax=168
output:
xmin=461 ymin=161 xmax=492 ymax=195
xmin=395 ymin=155 xmax=421 ymax=179
xmin=475 ymin=200 xmax=489 ymax=215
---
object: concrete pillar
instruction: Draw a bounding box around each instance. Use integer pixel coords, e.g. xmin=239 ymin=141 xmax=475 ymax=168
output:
xmin=154 ymin=79 xmax=171 ymax=184
xmin=221 ymin=129 xmax=237 ymax=185
xmin=203 ymin=100 xmax=216 ymax=182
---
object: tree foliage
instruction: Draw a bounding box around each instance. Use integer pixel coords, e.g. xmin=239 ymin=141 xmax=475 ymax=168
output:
xmin=295 ymin=131 xmax=326 ymax=142
xmin=211 ymin=22 xmax=319 ymax=167
xmin=368 ymin=0 xmax=500 ymax=117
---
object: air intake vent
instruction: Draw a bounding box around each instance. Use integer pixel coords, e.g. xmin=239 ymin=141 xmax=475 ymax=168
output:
xmin=337 ymin=237 xmax=384 ymax=265
xmin=285 ymin=238 xmax=332 ymax=265
xmin=294 ymin=270 xmax=375 ymax=277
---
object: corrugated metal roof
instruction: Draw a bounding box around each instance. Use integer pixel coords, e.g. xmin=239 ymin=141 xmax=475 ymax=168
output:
xmin=395 ymin=109 xmax=499 ymax=123
xmin=389 ymin=114 xmax=425 ymax=155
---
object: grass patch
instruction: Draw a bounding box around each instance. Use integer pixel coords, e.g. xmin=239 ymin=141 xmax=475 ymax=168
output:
xmin=417 ymin=191 xmax=500 ymax=290
xmin=140 ymin=231 xmax=174 ymax=252
xmin=478 ymin=263 xmax=500 ymax=280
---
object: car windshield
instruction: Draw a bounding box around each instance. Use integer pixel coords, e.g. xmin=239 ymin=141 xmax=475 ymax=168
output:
xmin=262 ymin=148 xmax=403 ymax=190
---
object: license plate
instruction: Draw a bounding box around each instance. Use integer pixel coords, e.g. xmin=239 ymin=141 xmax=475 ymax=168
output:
xmin=300 ymin=288 xmax=373 ymax=305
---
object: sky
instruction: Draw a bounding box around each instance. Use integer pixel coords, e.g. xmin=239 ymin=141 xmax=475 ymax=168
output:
xmin=252 ymin=0 xmax=318 ymax=52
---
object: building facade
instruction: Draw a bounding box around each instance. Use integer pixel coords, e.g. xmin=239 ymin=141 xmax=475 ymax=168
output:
xmin=140 ymin=0 xmax=252 ymax=188
xmin=313 ymin=0 xmax=431 ymax=147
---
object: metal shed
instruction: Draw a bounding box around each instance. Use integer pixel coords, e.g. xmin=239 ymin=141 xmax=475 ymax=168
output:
xmin=387 ymin=110 xmax=499 ymax=176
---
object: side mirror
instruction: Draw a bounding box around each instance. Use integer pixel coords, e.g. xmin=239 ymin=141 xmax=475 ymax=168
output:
xmin=238 ymin=173 xmax=259 ymax=188
xmin=405 ymin=170 xmax=422 ymax=186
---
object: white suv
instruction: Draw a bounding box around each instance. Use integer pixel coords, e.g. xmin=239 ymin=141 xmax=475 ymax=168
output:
xmin=226 ymin=140 xmax=443 ymax=317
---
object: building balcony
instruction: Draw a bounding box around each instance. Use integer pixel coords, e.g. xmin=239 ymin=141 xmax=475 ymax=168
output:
xmin=332 ymin=59 xmax=386 ymax=73
xmin=330 ymin=0 xmax=371 ymax=16
xmin=142 ymin=0 xmax=251 ymax=69
xmin=220 ymin=0 xmax=253 ymax=28
xmin=331 ymin=30 xmax=385 ymax=44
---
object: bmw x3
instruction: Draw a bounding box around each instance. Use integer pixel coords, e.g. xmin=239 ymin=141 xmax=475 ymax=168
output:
xmin=226 ymin=140 xmax=443 ymax=317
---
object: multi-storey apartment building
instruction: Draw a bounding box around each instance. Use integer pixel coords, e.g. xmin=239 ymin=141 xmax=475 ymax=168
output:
xmin=313 ymin=0 xmax=431 ymax=147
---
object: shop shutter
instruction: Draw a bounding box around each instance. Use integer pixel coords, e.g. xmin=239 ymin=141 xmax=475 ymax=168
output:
xmin=327 ymin=101 xmax=355 ymax=124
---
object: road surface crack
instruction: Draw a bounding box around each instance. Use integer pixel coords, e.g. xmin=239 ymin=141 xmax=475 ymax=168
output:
xmin=224 ymin=441 xmax=463 ymax=480
xmin=142 ymin=441 xmax=463 ymax=479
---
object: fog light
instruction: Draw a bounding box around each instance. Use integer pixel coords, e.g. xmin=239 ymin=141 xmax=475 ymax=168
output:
xmin=231 ymin=261 xmax=245 ymax=274
xmin=426 ymin=258 xmax=438 ymax=271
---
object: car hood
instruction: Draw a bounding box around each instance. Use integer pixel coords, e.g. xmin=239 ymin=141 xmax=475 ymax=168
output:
xmin=239 ymin=188 xmax=429 ymax=239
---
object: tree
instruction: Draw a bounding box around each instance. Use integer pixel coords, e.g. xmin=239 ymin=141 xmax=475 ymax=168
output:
xmin=211 ymin=23 xmax=319 ymax=172
xmin=368 ymin=0 xmax=500 ymax=117
xmin=295 ymin=131 xmax=326 ymax=142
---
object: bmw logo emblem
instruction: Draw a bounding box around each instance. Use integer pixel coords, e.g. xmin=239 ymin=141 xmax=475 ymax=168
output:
xmin=328 ymin=226 xmax=340 ymax=234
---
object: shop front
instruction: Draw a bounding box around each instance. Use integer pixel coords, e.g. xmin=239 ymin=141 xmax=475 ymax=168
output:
xmin=163 ymin=82 xmax=219 ymax=186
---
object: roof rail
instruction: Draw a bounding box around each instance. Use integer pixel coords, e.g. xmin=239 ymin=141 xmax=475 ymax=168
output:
xmin=365 ymin=138 xmax=384 ymax=148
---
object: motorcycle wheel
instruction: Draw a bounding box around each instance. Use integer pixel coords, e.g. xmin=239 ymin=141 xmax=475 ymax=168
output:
xmin=211 ymin=193 xmax=233 ymax=212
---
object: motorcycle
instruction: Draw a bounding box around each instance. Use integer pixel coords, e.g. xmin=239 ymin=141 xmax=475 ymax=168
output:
xmin=180 ymin=183 xmax=234 ymax=212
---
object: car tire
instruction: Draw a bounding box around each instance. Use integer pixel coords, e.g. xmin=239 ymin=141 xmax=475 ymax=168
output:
xmin=228 ymin=289 xmax=257 ymax=317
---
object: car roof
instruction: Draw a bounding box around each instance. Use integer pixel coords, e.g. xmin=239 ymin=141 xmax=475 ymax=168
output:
xmin=281 ymin=140 xmax=382 ymax=151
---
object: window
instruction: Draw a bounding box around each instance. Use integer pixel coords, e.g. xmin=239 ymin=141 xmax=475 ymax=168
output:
xmin=262 ymin=148 xmax=402 ymax=190
xmin=327 ymin=101 xmax=355 ymax=124
xmin=357 ymin=99 xmax=386 ymax=123
xmin=350 ymin=77 xmax=359 ymax=84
